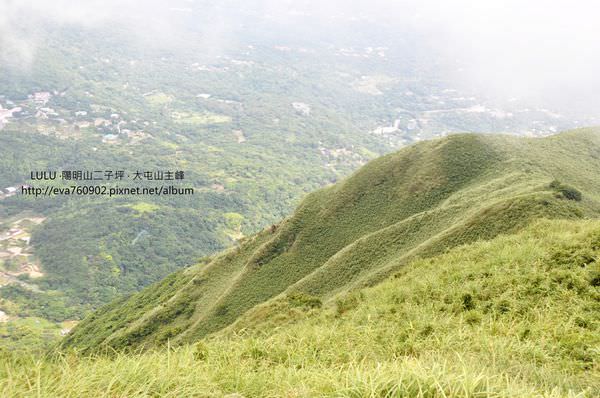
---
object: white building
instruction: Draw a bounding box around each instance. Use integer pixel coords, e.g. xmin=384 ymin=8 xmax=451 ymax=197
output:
xmin=34 ymin=92 xmax=52 ymax=103
xmin=292 ymin=102 xmax=311 ymax=116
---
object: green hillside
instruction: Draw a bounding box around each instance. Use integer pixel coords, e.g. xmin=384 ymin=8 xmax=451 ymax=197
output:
xmin=0 ymin=15 xmax=586 ymax=349
xmin=59 ymin=129 xmax=600 ymax=353
xmin=3 ymin=218 xmax=599 ymax=397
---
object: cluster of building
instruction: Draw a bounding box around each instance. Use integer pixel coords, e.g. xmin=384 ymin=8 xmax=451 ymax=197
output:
xmin=0 ymin=105 xmax=23 ymax=130
xmin=0 ymin=90 xmax=152 ymax=145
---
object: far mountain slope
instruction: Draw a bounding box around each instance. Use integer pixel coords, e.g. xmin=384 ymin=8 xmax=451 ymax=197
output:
xmin=60 ymin=129 xmax=600 ymax=352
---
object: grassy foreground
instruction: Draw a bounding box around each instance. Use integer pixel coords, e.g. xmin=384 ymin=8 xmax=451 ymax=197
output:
xmin=2 ymin=219 xmax=598 ymax=397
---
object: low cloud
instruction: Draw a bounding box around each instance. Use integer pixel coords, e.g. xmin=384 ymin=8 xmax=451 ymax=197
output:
xmin=1 ymin=0 xmax=599 ymax=114
xmin=0 ymin=0 xmax=182 ymax=66
xmin=409 ymin=1 xmax=600 ymax=111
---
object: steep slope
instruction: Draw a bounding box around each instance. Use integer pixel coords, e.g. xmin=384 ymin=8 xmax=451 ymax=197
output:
xmin=60 ymin=129 xmax=600 ymax=352
xmin=5 ymin=219 xmax=599 ymax=397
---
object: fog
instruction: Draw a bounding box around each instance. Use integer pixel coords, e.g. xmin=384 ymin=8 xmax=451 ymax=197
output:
xmin=1 ymin=0 xmax=599 ymax=115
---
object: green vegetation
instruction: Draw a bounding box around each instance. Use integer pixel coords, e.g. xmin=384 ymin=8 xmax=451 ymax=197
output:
xmin=0 ymin=19 xmax=585 ymax=350
xmin=144 ymin=92 xmax=173 ymax=106
xmin=2 ymin=219 xmax=598 ymax=396
xmin=171 ymin=111 xmax=231 ymax=125
xmin=0 ymin=23 xmax=398 ymax=343
xmin=60 ymin=129 xmax=600 ymax=353
xmin=0 ymin=10 xmax=597 ymax=395
xmin=550 ymin=180 xmax=583 ymax=201
xmin=127 ymin=202 xmax=161 ymax=214
xmin=0 ymin=317 xmax=62 ymax=353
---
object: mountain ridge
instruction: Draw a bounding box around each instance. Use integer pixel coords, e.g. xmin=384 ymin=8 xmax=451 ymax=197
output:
xmin=60 ymin=129 xmax=600 ymax=352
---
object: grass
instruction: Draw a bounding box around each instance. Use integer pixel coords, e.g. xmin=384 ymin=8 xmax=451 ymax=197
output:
xmin=2 ymin=219 xmax=599 ymax=397
xmin=171 ymin=111 xmax=231 ymax=125
xmin=144 ymin=92 xmax=173 ymax=106
xmin=1 ymin=350 xmax=583 ymax=397
xmin=59 ymin=130 xmax=600 ymax=352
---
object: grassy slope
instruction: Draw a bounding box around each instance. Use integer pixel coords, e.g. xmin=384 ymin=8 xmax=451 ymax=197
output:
xmin=60 ymin=129 xmax=600 ymax=352
xmin=2 ymin=219 xmax=599 ymax=397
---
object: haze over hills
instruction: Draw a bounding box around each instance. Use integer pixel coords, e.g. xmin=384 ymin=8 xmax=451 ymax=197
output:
xmin=4 ymin=1 xmax=597 ymax=349
xmin=61 ymin=128 xmax=600 ymax=353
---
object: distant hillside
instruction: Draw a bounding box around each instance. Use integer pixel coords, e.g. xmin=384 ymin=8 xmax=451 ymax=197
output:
xmin=60 ymin=129 xmax=600 ymax=353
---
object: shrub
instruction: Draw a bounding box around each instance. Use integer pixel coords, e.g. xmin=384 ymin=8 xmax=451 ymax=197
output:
xmin=335 ymin=292 xmax=363 ymax=315
xmin=588 ymin=267 xmax=600 ymax=287
xmin=461 ymin=293 xmax=476 ymax=311
xmin=287 ymin=292 xmax=322 ymax=309
xmin=464 ymin=310 xmax=482 ymax=325
xmin=573 ymin=316 xmax=591 ymax=329
xmin=419 ymin=324 xmax=434 ymax=337
xmin=549 ymin=180 xmax=582 ymax=201
xmin=194 ymin=341 xmax=209 ymax=360
xmin=156 ymin=326 xmax=184 ymax=343
xmin=561 ymin=186 xmax=583 ymax=201
xmin=495 ymin=299 xmax=511 ymax=314
xmin=550 ymin=245 xmax=596 ymax=268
